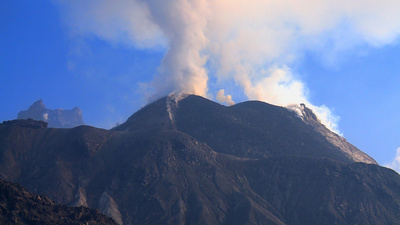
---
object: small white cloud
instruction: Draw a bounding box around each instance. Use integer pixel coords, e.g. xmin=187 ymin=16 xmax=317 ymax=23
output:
xmin=384 ymin=147 xmax=400 ymax=173
xmin=216 ymin=89 xmax=235 ymax=106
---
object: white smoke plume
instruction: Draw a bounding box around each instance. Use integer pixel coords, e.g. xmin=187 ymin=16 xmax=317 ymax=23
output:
xmin=216 ymin=89 xmax=235 ymax=106
xmin=385 ymin=147 xmax=400 ymax=173
xmin=55 ymin=0 xmax=400 ymax=134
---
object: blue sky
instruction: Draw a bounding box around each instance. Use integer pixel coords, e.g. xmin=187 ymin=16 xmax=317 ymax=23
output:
xmin=1 ymin=1 xmax=400 ymax=168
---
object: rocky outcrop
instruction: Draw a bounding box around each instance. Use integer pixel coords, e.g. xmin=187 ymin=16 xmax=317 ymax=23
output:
xmin=2 ymin=118 xmax=48 ymax=129
xmin=17 ymin=99 xmax=84 ymax=128
xmin=0 ymin=178 xmax=118 ymax=225
xmin=98 ymin=192 xmax=123 ymax=225
xmin=290 ymin=103 xmax=377 ymax=164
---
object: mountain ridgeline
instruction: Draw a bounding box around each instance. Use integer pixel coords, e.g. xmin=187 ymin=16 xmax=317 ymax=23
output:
xmin=17 ymin=99 xmax=84 ymax=128
xmin=115 ymin=94 xmax=376 ymax=164
xmin=1 ymin=94 xmax=399 ymax=225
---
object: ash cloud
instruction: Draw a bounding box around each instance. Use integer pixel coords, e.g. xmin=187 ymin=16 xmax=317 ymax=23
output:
xmin=55 ymin=0 xmax=400 ymax=134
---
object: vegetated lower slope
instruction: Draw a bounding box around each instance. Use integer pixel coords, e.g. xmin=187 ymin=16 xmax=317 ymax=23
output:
xmin=0 ymin=94 xmax=398 ymax=225
xmin=0 ymin=178 xmax=118 ymax=225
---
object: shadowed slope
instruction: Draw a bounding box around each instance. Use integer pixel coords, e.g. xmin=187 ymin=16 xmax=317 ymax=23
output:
xmin=1 ymin=95 xmax=397 ymax=225
xmin=240 ymin=157 xmax=400 ymax=225
xmin=0 ymin=178 xmax=117 ymax=225
xmin=116 ymin=95 xmax=376 ymax=164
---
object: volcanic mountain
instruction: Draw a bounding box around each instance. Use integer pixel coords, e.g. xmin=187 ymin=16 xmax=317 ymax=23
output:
xmin=115 ymin=93 xmax=376 ymax=164
xmin=1 ymin=94 xmax=399 ymax=225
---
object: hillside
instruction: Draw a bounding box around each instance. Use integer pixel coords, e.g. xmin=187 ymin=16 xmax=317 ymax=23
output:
xmin=0 ymin=94 xmax=398 ymax=225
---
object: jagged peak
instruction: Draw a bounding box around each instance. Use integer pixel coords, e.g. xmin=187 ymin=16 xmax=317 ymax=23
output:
xmin=17 ymin=100 xmax=84 ymax=128
xmin=28 ymin=99 xmax=46 ymax=110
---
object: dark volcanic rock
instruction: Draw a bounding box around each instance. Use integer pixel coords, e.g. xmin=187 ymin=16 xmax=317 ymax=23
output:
xmin=240 ymin=156 xmax=400 ymax=225
xmin=0 ymin=178 xmax=118 ymax=225
xmin=3 ymin=119 xmax=48 ymax=129
xmin=17 ymin=99 xmax=84 ymax=128
xmin=291 ymin=103 xmax=376 ymax=164
xmin=0 ymin=94 xmax=398 ymax=225
xmin=90 ymin=130 xmax=285 ymax=224
xmin=115 ymin=94 xmax=376 ymax=164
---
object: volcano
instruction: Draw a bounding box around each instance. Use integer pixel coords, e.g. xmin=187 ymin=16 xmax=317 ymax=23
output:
xmin=1 ymin=94 xmax=399 ymax=225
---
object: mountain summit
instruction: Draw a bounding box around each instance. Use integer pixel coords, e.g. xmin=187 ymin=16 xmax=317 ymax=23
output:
xmin=17 ymin=99 xmax=84 ymax=128
xmin=1 ymin=94 xmax=398 ymax=225
xmin=115 ymin=94 xmax=376 ymax=164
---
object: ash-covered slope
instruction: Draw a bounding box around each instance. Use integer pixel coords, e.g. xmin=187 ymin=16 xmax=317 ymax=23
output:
xmin=115 ymin=94 xmax=376 ymax=164
xmin=0 ymin=119 xmax=284 ymax=225
xmin=241 ymin=157 xmax=400 ymax=225
xmin=0 ymin=178 xmax=118 ymax=225
xmin=291 ymin=103 xmax=376 ymax=164
xmin=1 ymin=94 xmax=398 ymax=225
xmin=17 ymin=99 xmax=84 ymax=128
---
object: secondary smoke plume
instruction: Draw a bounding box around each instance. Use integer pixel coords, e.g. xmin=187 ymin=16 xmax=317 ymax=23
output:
xmin=55 ymin=0 xmax=400 ymax=133
xmin=385 ymin=147 xmax=400 ymax=173
xmin=216 ymin=89 xmax=235 ymax=106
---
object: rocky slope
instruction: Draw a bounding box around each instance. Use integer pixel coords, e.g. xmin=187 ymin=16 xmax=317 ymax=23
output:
xmin=0 ymin=94 xmax=398 ymax=225
xmin=0 ymin=178 xmax=118 ymax=225
xmin=17 ymin=99 xmax=84 ymax=128
xmin=115 ymin=94 xmax=376 ymax=164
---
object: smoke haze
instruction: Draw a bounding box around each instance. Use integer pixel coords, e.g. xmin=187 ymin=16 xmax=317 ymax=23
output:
xmin=55 ymin=0 xmax=400 ymax=133
xmin=385 ymin=147 xmax=400 ymax=173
